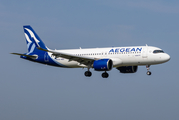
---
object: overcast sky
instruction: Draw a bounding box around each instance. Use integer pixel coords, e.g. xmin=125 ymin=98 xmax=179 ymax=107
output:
xmin=0 ymin=0 xmax=179 ymax=120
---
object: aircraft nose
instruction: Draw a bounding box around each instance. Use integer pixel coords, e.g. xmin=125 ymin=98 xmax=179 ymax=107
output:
xmin=163 ymin=54 xmax=170 ymax=62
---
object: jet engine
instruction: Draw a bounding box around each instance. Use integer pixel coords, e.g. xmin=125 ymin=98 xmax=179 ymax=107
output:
xmin=117 ymin=66 xmax=138 ymax=73
xmin=93 ymin=59 xmax=113 ymax=71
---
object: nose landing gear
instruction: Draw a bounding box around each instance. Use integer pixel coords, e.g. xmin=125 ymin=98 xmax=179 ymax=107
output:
xmin=147 ymin=71 xmax=152 ymax=75
xmin=146 ymin=65 xmax=152 ymax=75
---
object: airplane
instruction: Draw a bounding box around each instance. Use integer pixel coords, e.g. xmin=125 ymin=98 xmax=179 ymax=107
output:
xmin=11 ymin=25 xmax=170 ymax=78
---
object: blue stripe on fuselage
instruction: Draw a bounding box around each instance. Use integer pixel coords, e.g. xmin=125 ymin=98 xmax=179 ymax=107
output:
xmin=21 ymin=51 xmax=68 ymax=68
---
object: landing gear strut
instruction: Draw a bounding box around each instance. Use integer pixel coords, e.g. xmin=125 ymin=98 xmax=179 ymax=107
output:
xmin=102 ymin=72 xmax=109 ymax=78
xmin=146 ymin=65 xmax=152 ymax=75
xmin=84 ymin=67 xmax=92 ymax=77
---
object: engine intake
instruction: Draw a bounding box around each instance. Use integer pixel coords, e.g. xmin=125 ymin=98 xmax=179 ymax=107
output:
xmin=117 ymin=66 xmax=138 ymax=73
xmin=93 ymin=59 xmax=113 ymax=71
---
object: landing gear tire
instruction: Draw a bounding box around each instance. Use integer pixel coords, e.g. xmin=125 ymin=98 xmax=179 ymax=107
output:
xmin=146 ymin=65 xmax=152 ymax=76
xmin=102 ymin=72 xmax=109 ymax=78
xmin=147 ymin=71 xmax=152 ymax=75
xmin=85 ymin=71 xmax=92 ymax=77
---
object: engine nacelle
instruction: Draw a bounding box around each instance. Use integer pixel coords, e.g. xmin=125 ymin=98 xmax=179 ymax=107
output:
xmin=93 ymin=59 xmax=113 ymax=71
xmin=117 ymin=66 xmax=138 ymax=73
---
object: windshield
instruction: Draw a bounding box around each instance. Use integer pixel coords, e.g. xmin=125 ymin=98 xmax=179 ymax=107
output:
xmin=153 ymin=50 xmax=164 ymax=54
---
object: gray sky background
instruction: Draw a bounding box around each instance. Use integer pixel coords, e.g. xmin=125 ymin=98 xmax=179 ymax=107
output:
xmin=0 ymin=0 xmax=179 ymax=120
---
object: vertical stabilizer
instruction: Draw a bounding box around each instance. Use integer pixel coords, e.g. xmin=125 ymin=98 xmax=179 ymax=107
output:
xmin=23 ymin=25 xmax=47 ymax=53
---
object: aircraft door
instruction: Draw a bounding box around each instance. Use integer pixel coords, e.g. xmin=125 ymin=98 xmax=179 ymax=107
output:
xmin=142 ymin=47 xmax=148 ymax=58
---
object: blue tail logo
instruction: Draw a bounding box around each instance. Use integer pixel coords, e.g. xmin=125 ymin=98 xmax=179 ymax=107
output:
xmin=23 ymin=25 xmax=47 ymax=54
xmin=11 ymin=25 xmax=67 ymax=68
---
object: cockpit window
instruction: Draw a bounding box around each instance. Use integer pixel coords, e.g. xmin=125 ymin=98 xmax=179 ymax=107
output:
xmin=153 ymin=50 xmax=164 ymax=53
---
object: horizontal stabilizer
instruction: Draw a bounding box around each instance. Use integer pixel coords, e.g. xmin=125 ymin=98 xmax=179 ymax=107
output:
xmin=11 ymin=53 xmax=38 ymax=59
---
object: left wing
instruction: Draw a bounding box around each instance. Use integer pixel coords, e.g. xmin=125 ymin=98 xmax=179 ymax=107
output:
xmin=32 ymin=37 xmax=99 ymax=65
xmin=40 ymin=47 xmax=99 ymax=65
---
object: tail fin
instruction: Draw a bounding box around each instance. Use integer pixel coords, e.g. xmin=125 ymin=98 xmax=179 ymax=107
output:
xmin=23 ymin=25 xmax=47 ymax=53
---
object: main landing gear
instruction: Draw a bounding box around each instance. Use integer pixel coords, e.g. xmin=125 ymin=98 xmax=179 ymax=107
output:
xmin=84 ymin=71 xmax=92 ymax=77
xmin=84 ymin=69 xmax=109 ymax=78
xmin=146 ymin=65 xmax=152 ymax=75
xmin=102 ymin=72 xmax=109 ymax=78
xmin=84 ymin=71 xmax=109 ymax=78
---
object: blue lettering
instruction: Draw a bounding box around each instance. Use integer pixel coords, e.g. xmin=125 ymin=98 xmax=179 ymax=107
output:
xmin=126 ymin=48 xmax=130 ymax=52
xmin=109 ymin=49 xmax=114 ymax=52
xmin=120 ymin=48 xmax=125 ymax=52
xmin=109 ymin=47 xmax=142 ymax=53
xmin=136 ymin=48 xmax=142 ymax=52
xmin=131 ymin=48 xmax=135 ymax=52
xmin=115 ymin=48 xmax=119 ymax=52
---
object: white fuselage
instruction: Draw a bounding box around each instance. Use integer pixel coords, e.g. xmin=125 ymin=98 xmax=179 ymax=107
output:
xmin=48 ymin=46 xmax=170 ymax=68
